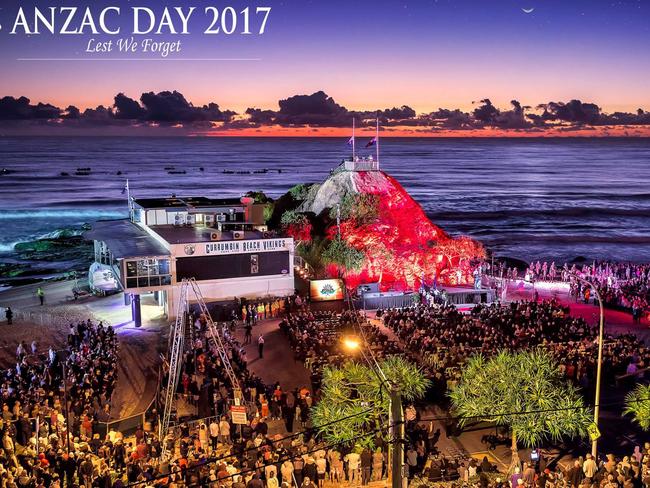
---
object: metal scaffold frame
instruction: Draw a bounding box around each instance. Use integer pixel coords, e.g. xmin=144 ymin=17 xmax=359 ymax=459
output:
xmin=160 ymin=279 xmax=188 ymax=445
xmin=159 ymin=278 xmax=242 ymax=457
xmin=187 ymin=278 xmax=242 ymax=394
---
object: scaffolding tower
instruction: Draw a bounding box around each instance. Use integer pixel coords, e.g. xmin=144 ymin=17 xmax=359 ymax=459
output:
xmin=160 ymin=279 xmax=188 ymax=446
xmin=159 ymin=278 xmax=242 ymax=458
xmin=186 ymin=278 xmax=242 ymax=394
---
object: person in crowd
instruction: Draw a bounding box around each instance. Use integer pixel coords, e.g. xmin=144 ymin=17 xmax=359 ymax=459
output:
xmin=5 ymin=306 xmax=13 ymax=325
xmin=258 ymin=334 xmax=265 ymax=359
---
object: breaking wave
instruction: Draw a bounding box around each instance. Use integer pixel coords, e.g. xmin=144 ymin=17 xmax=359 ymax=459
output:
xmin=0 ymin=209 xmax=125 ymax=220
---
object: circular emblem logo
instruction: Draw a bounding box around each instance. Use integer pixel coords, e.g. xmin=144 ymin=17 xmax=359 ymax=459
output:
xmin=184 ymin=245 xmax=196 ymax=255
xmin=320 ymin=283 xmax=336 ymax=296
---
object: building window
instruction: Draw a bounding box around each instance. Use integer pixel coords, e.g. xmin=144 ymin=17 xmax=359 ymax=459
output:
xmin=124 ymin=258 xmax=172 ymax=289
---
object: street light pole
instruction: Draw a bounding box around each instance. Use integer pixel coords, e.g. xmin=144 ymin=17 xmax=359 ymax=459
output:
xmin=569 ymin=273 xmax=604 ymax=457
xmin=591 ymin=288 xmax=605 ymax=458
xmin=344 ymin=339 xmax=404 ymax=488
xmin=390 ymin=385 xmax=404 ymax=488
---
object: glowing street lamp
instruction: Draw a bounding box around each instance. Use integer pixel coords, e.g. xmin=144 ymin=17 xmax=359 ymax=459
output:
xmin=343 ymin=336 xmax=361 ymax=351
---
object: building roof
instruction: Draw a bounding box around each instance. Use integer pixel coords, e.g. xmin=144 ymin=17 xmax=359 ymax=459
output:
xmin=84 ymin=219 xmax=170 ymax=259
xmin=149 ymin=225 xmax=268 ymax=244
xmin=133 ymin=197 xmax=244 ymax=209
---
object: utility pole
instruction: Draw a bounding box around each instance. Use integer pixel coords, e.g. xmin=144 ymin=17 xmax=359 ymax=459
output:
xmin=390 ymin=385 xmax=404 ymax=488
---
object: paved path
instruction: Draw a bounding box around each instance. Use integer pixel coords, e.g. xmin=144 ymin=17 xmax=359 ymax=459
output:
xmin=233 ymin=318 xmax=312 ymax=393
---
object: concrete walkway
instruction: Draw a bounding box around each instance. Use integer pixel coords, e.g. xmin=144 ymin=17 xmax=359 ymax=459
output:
xmin=233 ymin=318 xmax=312 ymax=393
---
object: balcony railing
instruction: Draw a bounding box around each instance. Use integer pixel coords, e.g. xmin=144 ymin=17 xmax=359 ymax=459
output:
xmin=343 ymin=159 xmax=380 ymax=171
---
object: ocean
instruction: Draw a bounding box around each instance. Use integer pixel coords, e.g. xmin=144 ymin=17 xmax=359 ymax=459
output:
xmin=1 ymin=136 xmax=649 ymax=265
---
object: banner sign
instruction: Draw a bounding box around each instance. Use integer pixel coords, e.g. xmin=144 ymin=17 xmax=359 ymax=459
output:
xmin=176 ymin=238 xmax=292 ymax=257
xmin=230 ymin=405 xmax=248 ymax=425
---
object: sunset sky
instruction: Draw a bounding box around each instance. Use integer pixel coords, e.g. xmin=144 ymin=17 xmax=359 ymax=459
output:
xmin=0 ymin=0 xmax=649 ymax=135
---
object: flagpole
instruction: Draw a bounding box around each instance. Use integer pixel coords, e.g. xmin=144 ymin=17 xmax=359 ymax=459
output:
xmin=376 ymin=117 xmax=380 ymax=168
xmin=125 ymin=179 xmax=132 ymax=221
xmin=352 ymin=118 xmax=356 ymax=160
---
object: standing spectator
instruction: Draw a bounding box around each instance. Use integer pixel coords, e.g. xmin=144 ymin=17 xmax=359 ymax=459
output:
xmin=219 ymin=415 xmax=231 ymax=445
xmin=198 ymin=423 xmax=209 ymax=452
xmin=583 ymin=453 xmax=598 ymax=481
xmin=316 ymin=454 xmax=327 ymax=488
xmin=567 ymin=460 xmax=584 ymax=488
xmin=345 ymin=450 xmax=361 ymax=485
xmin=281 ymin=458 xmax=294 ymax=485
xmin=36 ymin=286 xmax=45 ymax=306
xmin=5 ymin=306 xmax=13 ymax=325
xmin=209 ymin=418 xmax=219 ymax=451
xmin=244 ymin=322 xmax=253 ymax=345
xmin=510 ymin=466 xmax=522 ymax=488
xmin=293 ymin=454 xmax=305 ymax=487
xmin=258 ymin=334 xmax=265 ymax=359
xmin=361 ymin=447 xmax=372 ymax=485
xmin=267 ymin=468 xmax=280 ymax=488
xmin=79 ymin=454 xmax=94 ymax=488
xmin=372 ymin=448 xmax=384 ymax=481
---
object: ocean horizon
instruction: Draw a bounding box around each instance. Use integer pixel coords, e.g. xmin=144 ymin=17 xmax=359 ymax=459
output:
xmin=1 ymin=136 xmax=649 ymax=267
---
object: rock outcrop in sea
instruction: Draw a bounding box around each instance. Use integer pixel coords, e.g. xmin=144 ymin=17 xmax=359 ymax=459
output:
xmin=0 ymin=225 xmax=93 ymax=287
xmin=286 ymin=166 xmax=485 ymax=290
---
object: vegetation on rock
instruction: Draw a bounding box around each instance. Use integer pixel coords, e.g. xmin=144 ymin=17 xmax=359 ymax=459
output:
xmin=322 ymin=236 xmax=365 ymax=272
xmin=329 ymin=193 xmax=380 ymax=226
xmin=288 ymin=183 xmax=313 ymax=201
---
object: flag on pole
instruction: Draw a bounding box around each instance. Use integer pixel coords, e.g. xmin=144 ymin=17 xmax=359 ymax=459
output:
xmin=347 ymin=136 xmax=354 ymax=146
xmin=365 ymin=137 xmax=377 ymax=148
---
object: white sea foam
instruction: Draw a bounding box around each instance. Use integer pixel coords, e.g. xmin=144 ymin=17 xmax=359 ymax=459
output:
xmin=0 ymin=210 xmax=125 ymax=220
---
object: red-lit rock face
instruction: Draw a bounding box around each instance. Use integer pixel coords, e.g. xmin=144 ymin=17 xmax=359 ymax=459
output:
xmin=314 ymin=170 xmax=485 ymax=291
xmin=286 ymin=221 xmax=313 ymax=243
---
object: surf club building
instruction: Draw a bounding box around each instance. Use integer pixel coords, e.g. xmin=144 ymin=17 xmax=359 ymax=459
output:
xmin=84 ymin=196 xmax=295 ymax=326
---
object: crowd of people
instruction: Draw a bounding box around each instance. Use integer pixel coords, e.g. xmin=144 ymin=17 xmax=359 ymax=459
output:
xmin=489 ymin=260 xmax=650 ymax=321
xmin=412 ymin=442 xmax=650 ymax=488
xmin=279 ymin=310 xmax=402 ymax=388
xmin=0 ymin=303 xmax=403 ymax=487
xmin=379 ymin=299 xmax=648 ymax=401
xmin=0 ymin=318 xmax=119 ymax=487
xmin=2 ymin=276 xmax=649 ymax=487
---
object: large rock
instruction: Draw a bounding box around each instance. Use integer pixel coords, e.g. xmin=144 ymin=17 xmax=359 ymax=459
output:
xmin=299 ymin=170 xmax=357 ymax=216
xmin=298 ymin=167 xmax=485 ymax=290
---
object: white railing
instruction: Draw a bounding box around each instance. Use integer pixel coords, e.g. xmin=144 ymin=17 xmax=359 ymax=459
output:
xmin=344 ymin=159 xmax=379 ymax=171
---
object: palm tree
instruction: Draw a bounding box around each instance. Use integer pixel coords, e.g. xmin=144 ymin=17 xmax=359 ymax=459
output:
xmin=449 ymin=349 xmax=591 ymax=472
xmin=311 ymin=356 xmax=430 ymax=448
xmin=623 ymin=384 xmax=650 ymax=430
